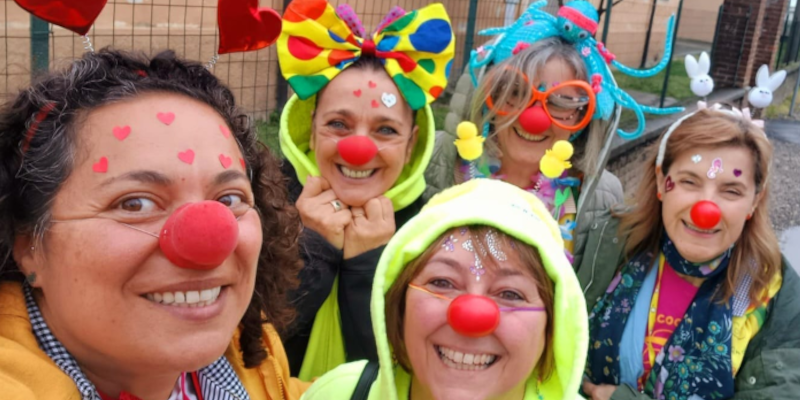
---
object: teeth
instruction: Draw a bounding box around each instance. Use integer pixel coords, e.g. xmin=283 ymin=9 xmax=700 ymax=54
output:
xmin=144 ymin=286 xmax=222 ymax=307
xmin=686 ymin=221 xmax=716 ymax=234
xmin=340 ymin=166 xmax=375 ymax=179
xmin=514 ymin=128 xmax=547 ymax=142
xmin=436 ymin=346 xmax=497 ymax=370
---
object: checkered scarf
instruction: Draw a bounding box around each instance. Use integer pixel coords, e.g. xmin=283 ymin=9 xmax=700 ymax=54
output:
xmin=24 ymin=285 xmax=251 ymax=400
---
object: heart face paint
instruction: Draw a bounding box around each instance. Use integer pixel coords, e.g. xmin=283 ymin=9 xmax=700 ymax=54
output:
xmin=219 ymin=154 xmax=233 ymax=169
xmin=113 ymin=126 xmax=131 ymax=141
xmin=178 ymin=149 xmax=195 ymax=165
xmin=157 ymin=112 xmax=176 ymax=125
xmin=219 ymin=125 xmax=231 ymax=138
xmin=353 ymin=89 xmax=362 ymax=97
xmin=368 ymin=81 xmax=377 ymax=88
xmin=92 ymin=157 xmax=108 ymax=173
xmin=733 ymin=169 xmax=742 ymax=177
xmin=381 ymin=92 xmax=397 ymax=108
xmin=665 ymin=175 xmax=675 ymax=192
xmin=691 ymin=154 xmax=702 ymax=164
xmin=370 ymin=100 xmax=379 ymax=108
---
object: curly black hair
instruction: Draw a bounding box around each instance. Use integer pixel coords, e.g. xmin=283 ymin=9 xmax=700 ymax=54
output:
xmin=0 ymin=48 xmax=302 ymax=368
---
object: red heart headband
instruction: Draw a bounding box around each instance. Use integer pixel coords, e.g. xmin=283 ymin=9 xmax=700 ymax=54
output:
xmin=13 ymin=0 xmax=281 ymax=56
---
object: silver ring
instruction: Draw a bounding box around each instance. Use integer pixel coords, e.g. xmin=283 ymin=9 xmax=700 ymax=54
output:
xmin=331 ymin=200 xmax=343 ymax=212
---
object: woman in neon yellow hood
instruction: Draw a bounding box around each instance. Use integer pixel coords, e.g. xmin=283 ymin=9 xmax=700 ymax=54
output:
xmin=301 ymin=179 xmax=589 ymax=400
xmin=275 ymin=0 xmax=455 ymax=379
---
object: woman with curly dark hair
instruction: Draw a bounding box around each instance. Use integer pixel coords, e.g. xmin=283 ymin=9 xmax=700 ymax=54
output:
xmin=0 ymin=49 xmax=308 ymax=400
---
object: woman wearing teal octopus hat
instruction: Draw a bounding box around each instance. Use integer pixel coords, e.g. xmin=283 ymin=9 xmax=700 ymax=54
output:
xmin=275 ymin=0 xmax=455 ymax=380
xmin=300 ymin=179 xmax=588 ymax=400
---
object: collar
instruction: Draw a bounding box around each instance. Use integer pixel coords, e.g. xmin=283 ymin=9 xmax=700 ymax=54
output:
xmin=24 ymin=285 xmax=250 ymax=400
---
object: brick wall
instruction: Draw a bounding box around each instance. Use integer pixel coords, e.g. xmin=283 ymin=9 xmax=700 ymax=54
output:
xmin=711 ymin=0 xmax=789 ymax=89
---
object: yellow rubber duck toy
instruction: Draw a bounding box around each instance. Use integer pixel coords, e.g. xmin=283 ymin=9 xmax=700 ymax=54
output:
xmin=540 ymin=140 xmax=574 ymax=178
xmin=454 ymin=121 xmax=485 ymax=161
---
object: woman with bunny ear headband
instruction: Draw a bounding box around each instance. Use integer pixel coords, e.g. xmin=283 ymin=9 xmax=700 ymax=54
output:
xmin=276 ymin=0 xmax=455 ymax=380
xmin=578 ymin=104 xmax=800 ymax=400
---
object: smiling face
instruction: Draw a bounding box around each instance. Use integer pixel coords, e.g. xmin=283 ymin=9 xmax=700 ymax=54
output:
xmin=495 ymin=58 xmax=584 ymax=176
xmin=402 ymin=230 xmax=549 ymax=400
xmin=657 ymin=146 xmax=761 ymax=262
xmin=24 ymin=93 xmax=261 ymax=380
xmin=311 ymin=67 xmax=418 ymax=207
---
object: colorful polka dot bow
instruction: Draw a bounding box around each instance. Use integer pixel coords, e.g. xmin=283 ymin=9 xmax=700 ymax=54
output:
xmin=277 ymin=0 xmax=455 ymax=111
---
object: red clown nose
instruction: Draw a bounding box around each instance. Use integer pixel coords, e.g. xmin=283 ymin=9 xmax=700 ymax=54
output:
xmin=447 ymin=294 xmax=501 ymax=337
xmin=518 ymin=105 xmax=552 ymax=135
xmin=159 ymin=201 xmax=239 ymax=270
xmin=337 ymin=136 xmax=378 ymax=166
xmin=690 ymin=200 xmax=722 ymax=230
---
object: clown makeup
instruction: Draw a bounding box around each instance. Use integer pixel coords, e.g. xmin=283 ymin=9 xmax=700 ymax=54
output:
xmin=461 ymin=229 xmax=508 ymax=281
xmin=656 ymin=147 xmax=760 ymax=263
xmin=33 ymin=92 xmax=261 ymax=384
xmin=403 ymin=231 xmax=549 ymax=400
xmin=311 ymin=67 xmax=419 ymax=207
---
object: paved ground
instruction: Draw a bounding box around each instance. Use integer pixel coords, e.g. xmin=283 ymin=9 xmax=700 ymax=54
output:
xmin=764 ymin=120 xmax=800 ymax=269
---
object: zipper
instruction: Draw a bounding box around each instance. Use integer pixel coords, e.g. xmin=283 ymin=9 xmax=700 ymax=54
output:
xmin=270 ymin=356 xmax=288 ymax=400
xmin=583 ymin=220 xmax=609 ymax=295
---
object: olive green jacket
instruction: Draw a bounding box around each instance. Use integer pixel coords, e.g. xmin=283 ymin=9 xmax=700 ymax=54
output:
xmin=576 ymin=211 xmax=800 ymax=400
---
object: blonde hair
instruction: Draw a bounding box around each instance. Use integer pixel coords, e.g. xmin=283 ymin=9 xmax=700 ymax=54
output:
xmin=461 ymin=37 xmax=609 ymax=182
xmin=619 ymin=109 xmax=780 ymax=304
xmin=385 ymin=226 xmax=555 ymax=380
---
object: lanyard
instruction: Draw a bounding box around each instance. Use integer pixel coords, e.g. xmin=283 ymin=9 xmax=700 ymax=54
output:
xmin=638 ymin=254 xmax=666 ymax=389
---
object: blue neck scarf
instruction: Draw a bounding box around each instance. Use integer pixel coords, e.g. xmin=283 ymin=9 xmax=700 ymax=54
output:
xmin=586 ymin=233 xmax=736 ymax=399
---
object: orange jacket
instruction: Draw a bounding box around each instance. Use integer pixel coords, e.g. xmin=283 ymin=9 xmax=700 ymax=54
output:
xmin=0 ymin=281 xmax=310 ymax=400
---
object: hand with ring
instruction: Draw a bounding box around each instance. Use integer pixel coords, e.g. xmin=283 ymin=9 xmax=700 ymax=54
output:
xmin=296 ymin=176 xmax=352 ymax=249
xmin=343 ymin=196 xmax=396 ymax=259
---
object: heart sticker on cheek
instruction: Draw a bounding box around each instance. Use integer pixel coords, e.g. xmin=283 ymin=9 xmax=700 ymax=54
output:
xmin=381 ymin=93 xmax=397 ymax=108
xmin=219 ymin=154 xmax=232 ymax=169
xmin=353 ymin=89 xmax=362 ymax=97
xmin=112 ymin=126 xmax=131 ymax=141
xmin=220 ymin=125 xmax=231 ymax=138
xmin=368 ymin=81 xmax=377 ymax=88
xmin=178 ymin=149 xmax=195 ymax=164
xmin=92 ymin=157 xmax=108 ymax=173
xmin=157 ymin=112 xmax=176 ymax=126
xmin=734 ymin=169 xmax=742 ymax=177
xmin=665 ymin=175 xmax=675 ymax=192
xmin=371 ymin=100 xmax=379 ymax=108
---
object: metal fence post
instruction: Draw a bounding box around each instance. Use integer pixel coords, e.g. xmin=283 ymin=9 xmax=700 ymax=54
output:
xmin=640 ymin=0 xmax=658 ymax=69
xmin=601 ymin=0 xmax=613 ymax=45
xmin=461 ymin=0 xmax=479 ymax=75
xmin=274 ymin=0 xmax=292 ymax=116
xmin=659 ymin=0 xmax=683 ymax=108
xmin=30 ymin=16 xmax=49 ymax=78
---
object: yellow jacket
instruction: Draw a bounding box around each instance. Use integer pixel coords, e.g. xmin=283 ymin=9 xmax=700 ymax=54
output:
xmin=0 ymin=281 xmax=310 ymax=400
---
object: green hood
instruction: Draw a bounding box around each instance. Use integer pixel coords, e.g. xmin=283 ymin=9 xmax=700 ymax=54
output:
xmin=301 ymin=179 xmax=589 ymax=399
xmin=279 ymin=93 xmax=435 ymax=211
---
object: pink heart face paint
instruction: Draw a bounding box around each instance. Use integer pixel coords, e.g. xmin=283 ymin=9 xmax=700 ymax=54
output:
xmin=733 ymin=169 xmax=742 ymax=177
xmin=353 ymin=89 xmax=362 ymax=97
xmin=178 ymin=149 xmax=195 ymax=164
xmin=92 ymin=157 xmax=108 ymax=173
xmin=370 ymin=99 xmax=379 ymax=108
xmin=665 ymin=175 xmax=675 ymax=192
xmin=219 ymin=154 xmax=232 ymax=169
xmin=113 ymin=126 xmax=131 ymax=141
xmin=219 ymin=125 xmax=231 ymax=138
xmin=368 ymin=80 xmax=377 ymax=88
xmin=157 ymin=112 xmax=176 ymax=125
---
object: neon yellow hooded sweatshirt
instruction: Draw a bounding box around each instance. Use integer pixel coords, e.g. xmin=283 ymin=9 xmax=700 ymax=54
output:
xmin=299 ymin=179 xmax=589 ymax=400
xmin=280 ymin=92 xmax=437 ymax=380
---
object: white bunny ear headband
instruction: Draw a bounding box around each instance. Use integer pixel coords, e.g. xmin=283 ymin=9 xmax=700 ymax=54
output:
xmin=656 ymin=101 xmax=766 ymax=167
